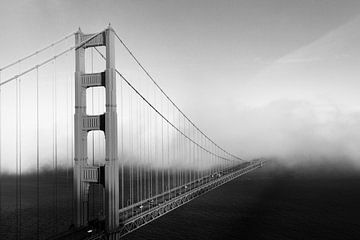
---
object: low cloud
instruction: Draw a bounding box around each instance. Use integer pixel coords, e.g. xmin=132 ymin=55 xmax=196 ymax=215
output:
xmin=198 ymin=99 xmax=360 ymax=167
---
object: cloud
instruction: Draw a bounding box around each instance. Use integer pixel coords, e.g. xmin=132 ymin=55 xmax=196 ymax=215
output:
xmin=200 ymin=99 xmax=360 ymax=167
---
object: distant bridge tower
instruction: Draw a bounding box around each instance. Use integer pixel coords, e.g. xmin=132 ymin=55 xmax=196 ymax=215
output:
xmin=74 ymin=25 xmax=119 ymax=236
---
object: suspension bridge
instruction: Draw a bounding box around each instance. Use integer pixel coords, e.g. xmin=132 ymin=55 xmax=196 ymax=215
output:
xmin=0 ymin=25 xmax=264 ymax=240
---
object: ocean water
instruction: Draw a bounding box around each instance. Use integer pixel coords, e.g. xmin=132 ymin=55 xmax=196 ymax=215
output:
xmin=0 ymin=171 xmax=74 ymax=239
xmin=1 ymin=161 xmax=360 ymax=239
xmin=123 ymin=161 xmax=360 ymax=240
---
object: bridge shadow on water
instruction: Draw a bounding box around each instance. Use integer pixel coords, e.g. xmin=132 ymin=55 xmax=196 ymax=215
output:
xmin=122 ymin=160 xmax=360 ymax=240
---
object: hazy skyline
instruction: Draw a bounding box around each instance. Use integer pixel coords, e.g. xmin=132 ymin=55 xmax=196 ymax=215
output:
xmin=1 ymin=0 xmax=360 ymax=172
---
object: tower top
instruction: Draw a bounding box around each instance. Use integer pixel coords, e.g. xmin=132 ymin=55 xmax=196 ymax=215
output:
xmin=107 ymin=23 xmax=113 ymax=31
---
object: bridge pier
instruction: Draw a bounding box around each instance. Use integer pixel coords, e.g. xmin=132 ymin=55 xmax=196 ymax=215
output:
xmin=74 ymin=25 xmax=119 ymax=238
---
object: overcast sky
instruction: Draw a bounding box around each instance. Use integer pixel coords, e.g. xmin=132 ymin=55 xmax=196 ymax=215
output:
xmin=1 ymin=0 xmax=360 ymax=171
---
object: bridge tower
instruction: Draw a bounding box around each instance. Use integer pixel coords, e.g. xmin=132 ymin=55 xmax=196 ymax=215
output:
xmin=74 ymin=25 xmax=119 ymax=236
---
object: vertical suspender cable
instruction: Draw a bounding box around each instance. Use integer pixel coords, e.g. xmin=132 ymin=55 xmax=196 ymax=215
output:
xmin=51 ymin=52 xmax=55 ymax=235
xmin=183 ymin=116 xmax=185 ymax=186
xmin=139 ymin=97 xmax=142 ymax=202
xmin=65 ymin=45 xmax=72 ymax=221
xmin=15 ymin=73 xmax=20 ymax=239
xmin=180 ymin=114 xmax=182 ymax=187
xmin=140 ymin=98 xmax=143 ymax=202
xmin=145 ymin=100 xmax=148 ymax=201
xmin=19 ymin=67 xmax=22 ymax=240
xmin=190 ymin=124 xmax=192 ymax=189
xmin=140 ymin=96 xmax=143 ymax=203
xmin=148 ymin=95 xmax=152 ymax=198
xmin=188 ymin=120 xmax=191 ymax=187
xmin=173 ymin=107 xmax=175 ymax=190
xmin=176 ymin=108 xmax=179 ymax=190
xmin=202 ymin=134 xmax=204 ymax=180
xmin=142 ymin=89 xmax=146 ymax=201
xmin=139 ymin=95 xmax=141 ymax=202
xmin=167 ymin=102 xmax=170 ymax=199
xmin=36 ymin=66 xmax=40 ymax=239
xmin=174 ymin=111 xmax=177 ymax=190
xmin=65 ymin=48 xmax=69 ymax=184
xmin=66 ymin=68 xmax=69 ymax=184
xmin=135 ymin=96 xmax=138 ymax=203
xmin=144 ymin=100 xmax=147 ymax=201
xmin=197 ymin=130 xmax=199 ymax=181
xmin=129 ymin=89 xmax=133 ymax=208
xmin=200 ymin=134 xmax=203 ymax=181
xmin=154 ymin=88 xmax=158 ymax=197
xmin=145 ymin=92 xmax=148 ymax=199
xmin=145 ymin=101 xmax=148 ymax=201
xmin=184 ymin=116 xmax=186 ymax=186
xmin=143 ymin=100 xmax=147 ymax=201
xmin=211 ymin=143 xmax=213 ymax=176
xmin=137 ymin=96 xmax=140 ymax=203
xmin=199 ymin=132 xmax=201 ymax=182
xmin=205 ymin=137 xmax=207 ymax=181
xmin=184 ymin=115 xmax=187 ymax=186
xmin=129 ymin=88 xmax=131 ymax=207
xmin=178 ymin=107 xmax=181 ymax=190
xmin=178 ymin=110 xmax=180 ymax=190
xmin=70 ymin=71 xmax=75 ymax=224
xmin=17 ymin=64 xmax=23 ymax=240
xmin=205 ymin=137 xmax=207 ymax=182
xmin=0 ymin=70 xmax=2 ymax=225
xmin=120 ymin=68 xmax=124 ymax=210
xmin=188 ymin=120 xmax=191 ymax=188
xmin=183 ymin=115 xmax=186 ymax=186
xmin=190 ymin=120 xmax=192 ymax=186
xmin=53 ymin=58 xmax=58 ymax=234
xmin=161 ymin=99 xmax=164 ymax=200
xmin=16 ymin=75 xmax=18 ymax=240
xmin=148 ymin=94 xmax=151 ymax=199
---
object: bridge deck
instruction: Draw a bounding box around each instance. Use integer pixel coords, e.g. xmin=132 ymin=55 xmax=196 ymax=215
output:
xmin=53 ymin=161 xmax=263 ymax=240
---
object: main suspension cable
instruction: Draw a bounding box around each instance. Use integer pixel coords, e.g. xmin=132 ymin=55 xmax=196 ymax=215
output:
xmin=0 ymin=30 xmax=105 ymax=88
xmin=113 ymin=30 xmax=244 ymax=162
xmin=93 ymin=47 xmax=233 ymax=162
xmin=0 ymin=32 xmax=75 ymax=72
